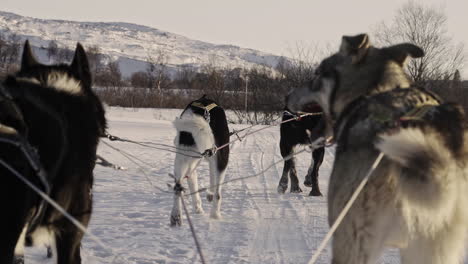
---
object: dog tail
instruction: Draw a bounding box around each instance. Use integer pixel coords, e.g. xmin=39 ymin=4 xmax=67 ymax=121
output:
xmin=375 ymin=127 xmax=460 ymax=213
xmin=173 ymin=112 xmax=215 ymax=154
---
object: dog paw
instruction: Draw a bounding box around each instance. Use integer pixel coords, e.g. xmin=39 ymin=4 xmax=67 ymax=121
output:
xmin=308 ymin=189 xmax=323 ymax=196
xmin=170 ymin=214 xmax=182 ymax=226
xmin=194 ymin=207 xmax=205 ymax=214
xmin=277 ymin=184 xmax=288 ymax=194
xmin=290 ymin=186 xmax=303 ymax=193
xmin=210 ymin=211 xmax=221 ymax=219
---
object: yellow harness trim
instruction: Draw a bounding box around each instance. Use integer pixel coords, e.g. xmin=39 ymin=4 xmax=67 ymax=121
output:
xmin=400 ymin=103 xmax=438 ymax=121
xmin=191 ymin=102 xmax=217 ymax=111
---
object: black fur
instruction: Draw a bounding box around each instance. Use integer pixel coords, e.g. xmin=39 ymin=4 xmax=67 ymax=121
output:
xmin=179 ymin=131 xmax=196 ymax=146
xmin=0 ymin=41 xmax=106 ymax=264
xmin=277 ymin=104 xmax=325 ymax=196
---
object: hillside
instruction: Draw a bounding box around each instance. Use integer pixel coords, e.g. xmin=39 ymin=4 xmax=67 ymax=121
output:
xmin=0 ymin=11 xmax=289 ymax=77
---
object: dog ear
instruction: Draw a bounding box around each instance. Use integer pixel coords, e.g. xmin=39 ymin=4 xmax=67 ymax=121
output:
xmin=21 ymin=40 xmax=39 ymax=70
xmin=385 ymin=43 xmax=424 ymax=66
xmin=339 ymin=34 xmax=370 ymax=64
xmin=71 ymin=43 xmax=92 ymax=88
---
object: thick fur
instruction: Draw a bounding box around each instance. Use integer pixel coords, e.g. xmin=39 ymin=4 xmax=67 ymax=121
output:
xmin=0 ymin=41 xmax=106 ymax=264
xmin=287 ymin=34 xmax=468 ymax=263
xmin=277 ymin=104 xmax=325 ymax=196
xmin=171 ymin=96 xmax=230 ymax=225
xmin=174 ymin=111 xmax=215 ymax=154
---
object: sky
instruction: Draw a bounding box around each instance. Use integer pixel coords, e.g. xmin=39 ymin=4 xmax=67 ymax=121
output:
xmin=2 ymin=0 xmax=467 ymax=77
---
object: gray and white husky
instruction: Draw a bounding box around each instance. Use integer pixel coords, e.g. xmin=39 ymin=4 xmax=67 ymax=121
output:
xmin=288 ymin=34 xmax=468 ymax=264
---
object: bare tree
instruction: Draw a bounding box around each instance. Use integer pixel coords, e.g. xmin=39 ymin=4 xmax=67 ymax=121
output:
xmin=373 ymin=0 xmax=465 ymax=86
xmin=146 ymin=48 xmax=170 ymax=90
xmin=146 ymin=48 xmax=171 ymax=107
xmin=130 ymin=71 xmax=150 ymax=88
xmin=95 ymin=60 xmax=122 ymax=88
xmin=56 ymin=47 xmax=74 ymax=62
xmin=86 ymin=45 xmax=103 ymax=77
xmin=47 ymin=40 xmax=59 ymax=62
xmin=0 ymin=33 xmax=21 ymax=75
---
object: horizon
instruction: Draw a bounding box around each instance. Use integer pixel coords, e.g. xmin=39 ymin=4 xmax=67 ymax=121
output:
xmin=1 ymin=0 xmax=467 ymax=78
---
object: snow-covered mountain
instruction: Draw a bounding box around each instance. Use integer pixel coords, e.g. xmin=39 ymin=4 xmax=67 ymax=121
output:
xmin=0 ymin=11 xmax=289 ymax=77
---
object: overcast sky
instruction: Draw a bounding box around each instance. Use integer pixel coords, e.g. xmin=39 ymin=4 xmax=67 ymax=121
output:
xmin=2 ymin=0 xmax=467 ymax=76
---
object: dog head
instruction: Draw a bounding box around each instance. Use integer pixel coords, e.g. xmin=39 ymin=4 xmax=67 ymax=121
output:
xmin=15 ymin=40 xmax=92 ymax=95
xmin=11 ymin=40 xmax=107 ymax=134
xmin=287 ymin=33 xmax=424 ymax=142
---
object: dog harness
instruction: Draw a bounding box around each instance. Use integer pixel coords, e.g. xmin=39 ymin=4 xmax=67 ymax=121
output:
xmin=334 ymin=87 xmax=442 ymax=149
xmin=190 ymin=101 xmax=218 ymax=123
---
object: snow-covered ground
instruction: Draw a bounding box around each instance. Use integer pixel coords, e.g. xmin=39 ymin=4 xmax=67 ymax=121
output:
xmin=25 ymin=107 xmax=467 ymax=263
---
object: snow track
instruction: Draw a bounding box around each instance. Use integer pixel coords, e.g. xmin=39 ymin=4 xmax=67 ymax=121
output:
xmin=24 ymin=108 xmax=466 ymax=263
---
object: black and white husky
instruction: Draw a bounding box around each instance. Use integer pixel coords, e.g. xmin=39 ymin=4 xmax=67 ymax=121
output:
xmin=277 ymin=104 xmax=325 ymax=196
xmin=288 ymin=34 xmax=468 ymax=263
xmin=171 ymin=95 xmax=230 ymax=225
xmin=1 ymin=41 xmax=106 ymax=264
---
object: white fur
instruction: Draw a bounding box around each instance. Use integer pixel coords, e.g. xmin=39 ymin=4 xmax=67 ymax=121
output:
xmin=17 ymin=72 xmax=82 ymax=95
xmin=28 ymin=226 xmax=54 ymax=247
xmin=171 ymin=108 xmax=227 ymax=225
xmin=14 ymin=226 xmax=27 ymax=255
xmin=328 ymin=127 xmax=468 ymax=264
xmin=173 ymin=109 xmax=215 ymax=153
xmin=376 ymin=128 xmax=461 ymax=231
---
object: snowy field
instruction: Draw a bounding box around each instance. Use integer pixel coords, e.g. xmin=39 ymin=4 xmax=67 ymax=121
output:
xmin=25 ymin=107 xmax=467 ymax=263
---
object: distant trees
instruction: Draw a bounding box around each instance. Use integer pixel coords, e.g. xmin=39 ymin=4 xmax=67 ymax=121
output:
xmin=0 ymin=33 xmax=21 ymax=76
xmin=146 ymin=49 xmax=171 ymax=90
xmin=374 ymin=0 xmax=465 ymax=86
xmin=86 ymin=45 xmax=104 ymax=77
xmin=46 ymin=40 xmax=59 ymax=62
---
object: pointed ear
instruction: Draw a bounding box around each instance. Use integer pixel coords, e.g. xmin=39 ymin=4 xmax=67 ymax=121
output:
xmin=21 ymin=40 xmax=39 ymax=70
xmin=339 ymin=34 xmax=370 ymax=64
xmin=384 ymin=43 xmax=424 ymax=66
xmin=71 ymin=43 xmax=92 ymax=88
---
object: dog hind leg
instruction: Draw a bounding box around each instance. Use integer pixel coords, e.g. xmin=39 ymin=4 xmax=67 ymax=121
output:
xmin=172 ymin=151 xmax=200 ymax=226
xmin=209 ymin=158 xmax=226 ymax=219
xmin=308 ymin=147 xmax=324 ymax=196
xmin=187 ymin=169 xmax=204 ymax=214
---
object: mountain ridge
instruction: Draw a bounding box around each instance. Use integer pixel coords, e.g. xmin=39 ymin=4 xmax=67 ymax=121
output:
xmin=0 ymin=10 xmax=289 ymax=77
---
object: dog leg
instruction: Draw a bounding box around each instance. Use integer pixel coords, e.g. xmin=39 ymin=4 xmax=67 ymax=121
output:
xmin=187 ymin=170 xmax=204 ymax=214
xmin=277 ymin=159 xmax=290 ymax=194
xmin=209 ymin=159 xmax=226 ymax=219
xmin=172 ymin=151 xmax=199 ymax=225
xmin=55 ymin=226 xmax=83 ymax=264
xmin=308 ymin=147 xmax=324 ymax=196
xmin=207 ymin=161 xmax=217 ymax=202
xmin=304 ymin=157 xmax=314 ymax=188
xmin=288 ymin=157 xmax=302 ymax=193
xmin=170 ymin=191 xmax=183 ymax=226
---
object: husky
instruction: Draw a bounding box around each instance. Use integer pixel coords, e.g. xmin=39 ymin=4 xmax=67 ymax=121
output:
xmin=1 ymin=41 xmax=106 ymax=264
xmin=278 ymin=103 xmax=325 ymax=196
xmin=287 ymin=34 xmax=468 ymax=264
xmin=171 ymin=95 xmax=230 ymax=225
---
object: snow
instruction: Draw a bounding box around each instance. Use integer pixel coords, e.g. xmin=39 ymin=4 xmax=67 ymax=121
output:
xmin=0 ymin=11 xmax=290 ymax=77
xmin=23 ymin=106 xmax=468 ymax=264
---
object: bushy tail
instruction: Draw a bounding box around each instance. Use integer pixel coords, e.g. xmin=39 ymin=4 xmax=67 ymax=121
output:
xmin=173 ymin=113 xmax=215 ymax=154
xmin=375 ymin=127 xmax=459 ymax=212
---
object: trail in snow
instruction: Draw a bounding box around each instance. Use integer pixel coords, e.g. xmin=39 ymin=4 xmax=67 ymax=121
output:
xmin=24 ymin=107 xmax=466 ymax=264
